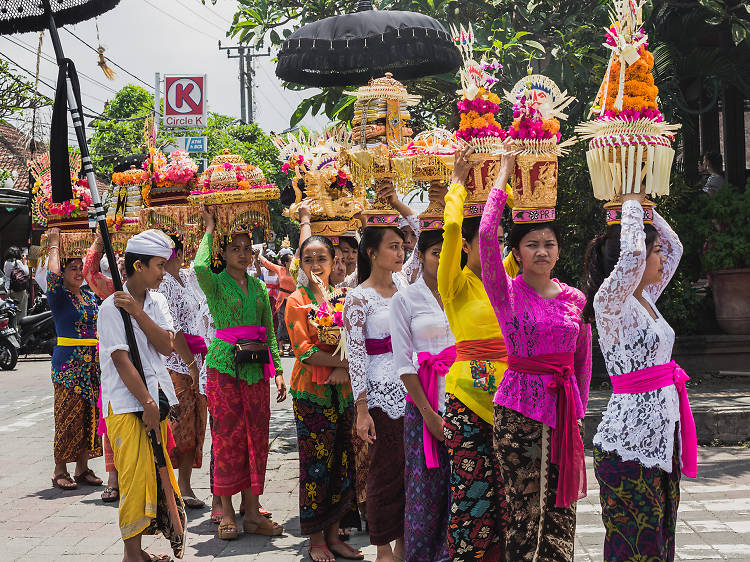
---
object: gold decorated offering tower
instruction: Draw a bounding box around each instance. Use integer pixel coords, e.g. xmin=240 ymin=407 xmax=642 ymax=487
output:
xmin=451 ymin=24 xmax=509 ymax=217
xmin=344 ymin=73 xmax=420 ymax=226
xmin=501 ymin=74 xmax=575 ymax=223
xmin=187 ymin=149 xmax=280 ymax=256
xmin=575 ymin=0 xmax=680 ymax=225
xmin=30 ymin=153 xmax=96 ymax=260
xmin=275 ymin=127 xmax=365 ymax=244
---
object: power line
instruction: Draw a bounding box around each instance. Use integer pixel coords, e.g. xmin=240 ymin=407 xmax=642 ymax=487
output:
xmin=171 ymin=0 xmax=229 ymax=33
xmin=0 ymin=50 xmax=102 ymax=114
xmin=185 ymin=0 xmax=234 ymax=29
xmin=140 ymin=0 xmax=220 ymax=40
xmin=3 ymin=35 xmax=118 ymax=95
xmin=62 ymin=27 xmax=153 ymax=90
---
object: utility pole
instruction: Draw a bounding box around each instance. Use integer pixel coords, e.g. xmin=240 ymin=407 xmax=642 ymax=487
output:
xmin=219 ymin=41 xmax=247 ymax=123
xmin=218 ymin=42 xmax=270 ymax=124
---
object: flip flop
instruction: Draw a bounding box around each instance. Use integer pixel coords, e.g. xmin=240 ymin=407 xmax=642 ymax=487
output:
xmin=259 ymin=505 xmax=272 ymax=518
xmin=51 ymin=473 xmax=77 ymax=491
xmin=243 ymin=519 xmax=283 ymax=536
xmin=327 ymin=541 xmax=364 ymax=560
xmin=218 ymin=521 xmax=239 ymax=540
xmin=307 ymin=543 xmax=335 ymax=562
xmin=101 ymin=486 xmax=119 ymax=503
xmin=73 ymin=469 xmax=102 ymax=486
xmin=182 ymin=495 xmax=206 ymax=509
xmin=210 ymin=509 xmax=223 ymax=524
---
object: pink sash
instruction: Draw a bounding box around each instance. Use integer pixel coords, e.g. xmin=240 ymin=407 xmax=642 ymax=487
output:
xmin=405 ymin=345 xmax=456 ymax=469
xmin=611 ymin=360 xmax=697 ymax=478
xmin=507 ymin=352 xmax=586 ymax=508
xmin=365 ymin=336 xmax=392 ymax=356
xmin=184 ymin=333 xmax=207 ymax=356
xmin=215 ymin=326 xmax=275 ymax=381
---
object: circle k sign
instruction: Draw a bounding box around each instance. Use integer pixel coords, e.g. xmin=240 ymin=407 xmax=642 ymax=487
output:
xmin=164 ymin=75 xmax=207 ymax=127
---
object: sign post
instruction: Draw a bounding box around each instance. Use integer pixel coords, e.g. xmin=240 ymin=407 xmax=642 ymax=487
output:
xmin=163 ymin=75 xmax=207 ymax=128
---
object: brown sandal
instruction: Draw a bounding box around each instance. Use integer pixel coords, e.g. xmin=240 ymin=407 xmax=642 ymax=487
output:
xmin=52 ymin=472 xmax=77 ymax=490
xmin=243 ymin=518 xmax=283 ymax=536
xmin=218 ymin=521 xmax=238 ymax=540
xmin=74 ymin=469 xmax=102 ymax=486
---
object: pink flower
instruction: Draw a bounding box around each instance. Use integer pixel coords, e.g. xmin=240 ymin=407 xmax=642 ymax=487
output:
xmin=223 ymin=162 xmax=233 ymax=171
xmin=333 ymin=311 xmax=343 ymax=326
xmin=281 ymin=163 xmax=290 ymax=173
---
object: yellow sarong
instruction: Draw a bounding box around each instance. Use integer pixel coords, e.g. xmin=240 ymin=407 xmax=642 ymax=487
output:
xmin=106 ymin=408 xmax=181 ymax=540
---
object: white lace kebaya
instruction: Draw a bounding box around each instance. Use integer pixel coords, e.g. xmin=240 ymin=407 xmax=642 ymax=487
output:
xmin=344 ymin=277 xmax=408 ymax=420
xmin=592 ymin=199 xmax=684 ymax=472
xmin=158 ymin=270 xmax=205 ymax=378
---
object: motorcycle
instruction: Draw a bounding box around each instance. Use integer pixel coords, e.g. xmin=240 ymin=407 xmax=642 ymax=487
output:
xmin=0 ymin=299 xmax=19 ymax=370
xmin=0 ymin=297 xmax=56 ymax=368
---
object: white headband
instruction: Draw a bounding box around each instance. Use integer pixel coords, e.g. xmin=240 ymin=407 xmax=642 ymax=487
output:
xmin=125 ymin=229 xmax=174 ymax=260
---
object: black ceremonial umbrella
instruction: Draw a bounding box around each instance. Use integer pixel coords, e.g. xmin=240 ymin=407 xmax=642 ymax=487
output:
xmin=276 ymin=0 xmax=461 ymax=87
xmin=0 ymin=1 xmax=185 ymax=554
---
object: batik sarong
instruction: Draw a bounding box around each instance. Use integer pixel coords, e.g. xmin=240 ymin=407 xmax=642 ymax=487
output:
xmin=206 ymin=367 xmax=269 ymax=496
xmin=366 ymin=407 xmax=405 ymax=546
xmin=167 ymin=369 xmax=208 ymax=469
xmin=443 ymin=394 xmax=506 ymax=561
xmin=53 ymin=383 xmax=102 ymax=464
xmin=493 ymin=405 xmax=576 ymax=561
xmin=404 ymin=402 xmax=450 ymax=562
xmin=293 ymin=394 xmax=358 ymax=534
xmin=352 ymin=406 xmax=369 ymax=505
xmin=594 ymin=432 xmax=681 ymax=562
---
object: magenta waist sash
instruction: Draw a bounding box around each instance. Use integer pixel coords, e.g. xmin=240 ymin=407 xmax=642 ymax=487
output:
xmin=215 ymin=326 xmax=275 ymax=382
xmin=507 ymin=352 xmax=585 ymax=508
xmin=365 ymin=336 xmax=392 ymax=356
xmin=184 ymin=333 xmax=207 ymax=356
xmin=405 ymin=345 xmax=456 ymax=469
xmin=611 ymin=360 xmax=697 ymax=478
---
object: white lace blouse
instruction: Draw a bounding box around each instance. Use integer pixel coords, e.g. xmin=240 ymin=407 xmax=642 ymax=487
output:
xmin=158 ymin=270 xmax=205 ymax=380
xmin=390 ymin=277 xmax=455 ymax=414
xmin=592 ymin=200 xmax=684 ymax=472
xmin=344 ymin=277 xmax=408 ymax=420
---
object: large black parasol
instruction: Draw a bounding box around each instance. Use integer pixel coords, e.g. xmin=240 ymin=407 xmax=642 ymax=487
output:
xmin=0 ymin=1 xmax=185 ymax=555
xmin=276 ymin=0 xmax=461 ymax=87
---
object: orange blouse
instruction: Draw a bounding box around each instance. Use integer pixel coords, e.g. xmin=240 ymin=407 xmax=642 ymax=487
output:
xmin=285 ymin=286 xmax=353 ymax=411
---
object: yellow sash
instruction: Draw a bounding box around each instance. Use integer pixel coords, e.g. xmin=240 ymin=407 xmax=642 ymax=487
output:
xmin=57 ymin=337 xmax=98 ymax=346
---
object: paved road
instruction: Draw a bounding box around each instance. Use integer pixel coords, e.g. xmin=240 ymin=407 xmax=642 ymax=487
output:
xmin=1 ymin=358 xmax=749 ymax=560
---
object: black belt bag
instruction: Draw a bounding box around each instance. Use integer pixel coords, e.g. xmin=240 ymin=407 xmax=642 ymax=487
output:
xmin=234 ymin=338 xmax=269 ymax=384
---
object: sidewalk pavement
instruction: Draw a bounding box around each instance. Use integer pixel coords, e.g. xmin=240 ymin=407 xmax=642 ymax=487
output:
xmin=1 ymin=357 xmax=749 ymax=561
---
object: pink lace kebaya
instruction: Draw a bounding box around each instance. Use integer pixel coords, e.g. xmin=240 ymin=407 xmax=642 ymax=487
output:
xmin=478 ymin=187 xmax=592 ymax=427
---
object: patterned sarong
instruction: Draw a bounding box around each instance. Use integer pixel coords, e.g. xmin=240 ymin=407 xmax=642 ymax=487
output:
xmin=167 ymin=369 xmax=208 ymax=469
xmin=404 ymin=402 xmax=450 ymax=562
xmin=293 ymin=394 xmax=358 ymax=535
xmin=594 ymin=431 xmax=681 ymax=562
xmin=493 ymin=405 xmax=577 ymax=561
xmin=53 ymin=383 xmax=102 ymax=464
xmin=206 ymin=367 xmax=269 ymax=496
xmin=443 ymin=394 xmax=507 ymax=561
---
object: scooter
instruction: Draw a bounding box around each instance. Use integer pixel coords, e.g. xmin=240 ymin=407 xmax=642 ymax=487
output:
xmin=0 ymin=299 xmax=19 ymax=370
xmin=0 ymin=297 xmax=56 ymax=362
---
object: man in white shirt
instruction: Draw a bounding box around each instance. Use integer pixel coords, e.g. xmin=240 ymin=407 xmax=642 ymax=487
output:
xmin=98 ymin=230 xmax=183 ymax=562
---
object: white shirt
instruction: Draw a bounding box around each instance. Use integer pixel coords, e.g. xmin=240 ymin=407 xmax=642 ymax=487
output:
xmin=390 ymin=277 xmax=455 ymax=413
xmin=344 ymin=278 xmax=408 ymax=420
xmin=98 ymin=284 xmax=178 ymax=417
xmin=593 ymin=200 xmax=684 ymax=472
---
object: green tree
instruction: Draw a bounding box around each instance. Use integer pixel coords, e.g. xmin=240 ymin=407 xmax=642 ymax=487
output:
xmin=0 ymin=58 xmax=50 ymax=120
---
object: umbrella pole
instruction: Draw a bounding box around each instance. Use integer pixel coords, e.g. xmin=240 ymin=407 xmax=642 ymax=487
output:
xmin=45 ymin=10 xmax=183 ymax=537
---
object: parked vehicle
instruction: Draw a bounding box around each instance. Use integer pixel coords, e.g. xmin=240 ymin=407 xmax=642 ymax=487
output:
xmin=0 ymin=296 xmax=56 ymax=365
xmin=0 ymin=299 xmax=19 ymax=370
